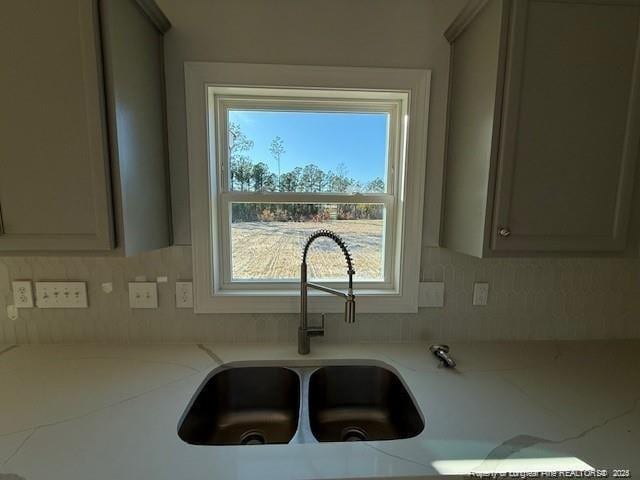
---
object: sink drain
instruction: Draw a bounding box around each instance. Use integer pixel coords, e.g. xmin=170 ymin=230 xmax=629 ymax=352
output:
xmin=240 ymin=430 xmax=266 ymax=445
xmin=340 ymin=426 xmax=369 ymax=442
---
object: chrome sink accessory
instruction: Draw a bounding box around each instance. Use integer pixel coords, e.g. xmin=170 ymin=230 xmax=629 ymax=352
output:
xmin=429 ymin=344 xmax=456 ymax=368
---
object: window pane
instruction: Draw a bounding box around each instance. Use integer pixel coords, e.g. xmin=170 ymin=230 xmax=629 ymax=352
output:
xmin=230 ymin=203 xmax=384 ymax=281
xmin=227 ymin=110 xmax=389 ymax=193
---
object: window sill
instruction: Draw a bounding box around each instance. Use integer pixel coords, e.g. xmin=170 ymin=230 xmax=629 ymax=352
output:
xmin=193 ymin=287 xmax=418 ymax=314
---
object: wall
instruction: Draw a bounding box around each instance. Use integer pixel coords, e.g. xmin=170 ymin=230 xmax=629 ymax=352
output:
xmin=158 ymin=0 xmax=465 ymax=246
xmin=1 ymin=0 xmax=639 ymax=344
xmin=0 ymin=246 xmax=638 ymax=343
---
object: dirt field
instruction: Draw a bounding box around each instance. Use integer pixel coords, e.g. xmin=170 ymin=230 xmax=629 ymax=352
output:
xmin=231 ymin=220 xmax=383 ymax=280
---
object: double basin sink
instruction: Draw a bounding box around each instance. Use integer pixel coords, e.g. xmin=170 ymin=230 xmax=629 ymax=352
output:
xmin=178 ymin=363 xmax=424 ymax=445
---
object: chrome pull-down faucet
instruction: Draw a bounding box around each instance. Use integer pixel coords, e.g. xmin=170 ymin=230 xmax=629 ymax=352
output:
xmin=299 ymin=230 xmax=356 ymax=355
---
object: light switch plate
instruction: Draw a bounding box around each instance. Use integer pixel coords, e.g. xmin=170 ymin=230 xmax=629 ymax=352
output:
xmin=175 ymin=282 xmax=193 ymax=308
xmin=12 ymin=281 xmax=34 ymax=308
xmin=418 ymin=282 xmax=445 ymax=307
xmin=129 ymin=282 xmax=158 ymax=309
xmin=35 ymin=282 xmax=88 ymax=308
xmin=473 ymin=282 xmax=489 ymax=306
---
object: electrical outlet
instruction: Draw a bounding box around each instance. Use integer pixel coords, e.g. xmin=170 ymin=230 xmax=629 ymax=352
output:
xmin=12 ymin=281 xmax=34 ymax=308
xmin=35 ymin=282 xmax=88 ymax=308
xmin=473 ymin=282 xmax=489 ymax=306
xmin=129 ymin=282 xmax=158 ymax=309
xmin=175 ymin=282 xmax=193 ymax=308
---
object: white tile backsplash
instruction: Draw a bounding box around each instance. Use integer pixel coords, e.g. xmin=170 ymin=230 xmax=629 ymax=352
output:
xmin=0 ymin=246 xmax=638 ymax=343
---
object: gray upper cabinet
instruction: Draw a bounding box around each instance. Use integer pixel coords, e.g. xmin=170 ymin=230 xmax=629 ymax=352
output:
xmin=442 ymin=0 xmax=640 ymax=257
xmin=0 ymin=0 xmax=113 ymax=252
xmin=0 ymin=0 xmax=172 ymax=255
xmin=100 ymin=0 xmax=173 ymax=255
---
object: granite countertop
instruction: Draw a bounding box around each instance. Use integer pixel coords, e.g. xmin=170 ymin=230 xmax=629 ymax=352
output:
xmin=0 ymin=341 xmax=638 ymax=479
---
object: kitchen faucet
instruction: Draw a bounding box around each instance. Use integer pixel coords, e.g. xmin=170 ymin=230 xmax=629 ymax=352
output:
xmin=299 ymin=229 xmax=356 ymax=355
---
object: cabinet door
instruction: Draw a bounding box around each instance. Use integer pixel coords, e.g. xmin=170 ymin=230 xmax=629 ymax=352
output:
xmin=0 ymin=0 xmax=113 ymax=251
xmin=492 ymin=0 xmax=640 ymax=253
xmin=100 ymin=0 xmax=172 ymax=255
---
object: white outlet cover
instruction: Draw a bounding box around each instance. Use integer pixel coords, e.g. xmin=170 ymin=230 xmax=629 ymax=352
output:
xmin=473 ymin=282 xmax=490 ymax=306
xmin=35 ymin=282 xmax=88 ymax=308
xmin=418 ymin=282 xmax=445 ymax=307
xmin=175 ymin=282 xmax=194 ymax=308
xmin=129 ymin=282 xmax=158 ymax=309
xmin=12 ymin=281 xmax=34 ymax=308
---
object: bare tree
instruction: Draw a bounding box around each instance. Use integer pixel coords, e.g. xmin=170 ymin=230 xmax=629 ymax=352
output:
xmin=269 ymin=136 xmax=286 ymax=190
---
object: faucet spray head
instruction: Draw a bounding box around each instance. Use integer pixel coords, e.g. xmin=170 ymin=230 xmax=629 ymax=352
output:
xmin=345 ymin=294 xmax=356 ymax=323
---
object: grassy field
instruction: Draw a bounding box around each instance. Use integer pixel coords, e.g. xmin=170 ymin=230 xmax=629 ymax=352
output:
xmin=231 ymin=220 xmax=384 ymax=280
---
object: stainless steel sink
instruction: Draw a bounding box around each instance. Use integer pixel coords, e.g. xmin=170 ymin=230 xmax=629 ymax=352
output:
xmin=178 ymin=362 xmax=424 ymax=446
xmin=178 ymin=366 xmax=300 ymax=445
xmin=308 ymin=365 xmax=424 ymax=442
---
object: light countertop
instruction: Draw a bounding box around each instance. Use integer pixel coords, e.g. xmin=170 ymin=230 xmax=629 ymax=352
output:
xmin=0 ymin=341 xmax=638 ymax=479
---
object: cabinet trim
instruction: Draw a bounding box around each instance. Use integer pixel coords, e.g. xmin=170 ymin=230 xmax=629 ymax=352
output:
xmin=440 ymin=0 xmax=512 ymax=254
xmin=134 ymin=0 xmax=171 ymax=33
xmin=444 ymin=0 xmax=491 ymax=43
xmin=80 ymin=0 xmax=116 ymax=250
xmin=482 ymin=0 xmax=513 ymax=255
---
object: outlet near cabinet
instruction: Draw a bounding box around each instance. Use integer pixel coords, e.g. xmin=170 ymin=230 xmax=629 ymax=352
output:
xmin=176 ymin=282 xmax=193 ymax=308
xmin=129 ymin=282 xmax=158 ymax=309
xmin=12 ymin=281 xmax=34 ymax=308
xmin=35 ymin=282 xmax=88 ymax=308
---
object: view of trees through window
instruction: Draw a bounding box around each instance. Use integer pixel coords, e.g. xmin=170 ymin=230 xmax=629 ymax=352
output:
xmin=228 ymin=121 xmax=386 ymax=223
xmin=224 ymin=110 xmax=388 ymax=281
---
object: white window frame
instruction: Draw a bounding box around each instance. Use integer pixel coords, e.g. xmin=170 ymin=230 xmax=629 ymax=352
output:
xmin=215 ymin=88 xmax=401 ymax=290
xmin=185 ymin=62 xmax=431 ymax=314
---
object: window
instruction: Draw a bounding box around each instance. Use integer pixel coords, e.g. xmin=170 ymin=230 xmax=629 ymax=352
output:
xmin=214 ymin=89 xmax=402 ymax=288
xmin=186 ymin=63 xmax=430 ymax=313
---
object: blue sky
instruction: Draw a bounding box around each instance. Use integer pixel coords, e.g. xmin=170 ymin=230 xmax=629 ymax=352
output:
xmin=228 ymin=110 xmax=388 ymax=184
